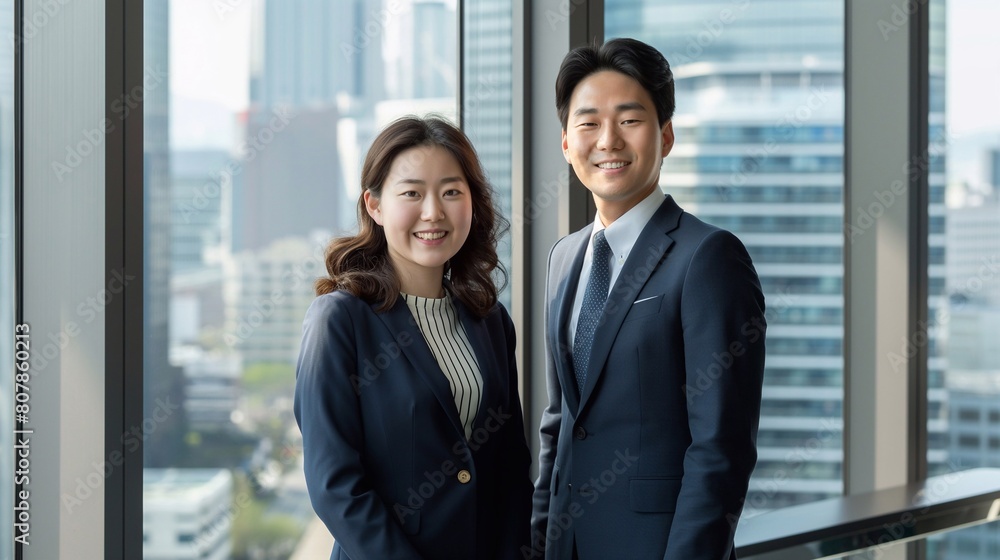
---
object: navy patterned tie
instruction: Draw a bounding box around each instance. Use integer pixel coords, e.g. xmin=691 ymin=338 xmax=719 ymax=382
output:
xmin=573 ymin=230 xmax=613 ymax=394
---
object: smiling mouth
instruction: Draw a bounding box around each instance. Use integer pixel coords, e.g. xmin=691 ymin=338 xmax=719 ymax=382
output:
xmin=596 ymin=162 xmax=630 ymax=169
xmin=415 ymin=231 xmax=447 ymax=240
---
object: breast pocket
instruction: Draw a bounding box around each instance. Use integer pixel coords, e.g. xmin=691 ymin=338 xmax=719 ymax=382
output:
xmin=623 ymin=294 xmax=664 ymax=323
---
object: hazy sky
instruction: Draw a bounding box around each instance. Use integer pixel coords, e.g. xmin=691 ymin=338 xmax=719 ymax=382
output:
xmin=945 ymin=0 xmax=1000 ymax=137
xmin=167 ymin=0 xmax=1000 ymax=164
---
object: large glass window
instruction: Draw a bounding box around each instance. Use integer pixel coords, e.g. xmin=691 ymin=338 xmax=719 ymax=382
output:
xmin=927 ymin=0 xmax=1000 ymax=557
xmin=143 ymin=1 xmax=459 ymax=557
xmin=605 ymin=0 xmax=846 ymax=516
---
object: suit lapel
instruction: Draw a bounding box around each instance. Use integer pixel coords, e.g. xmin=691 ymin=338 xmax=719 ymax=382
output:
xmin=451 ymin=296 xmax=500 ymax=435
xmin=578 ymin=197 xmax=682 ymax=412
xmin=550 ymin=228 xmax=591 ymax=413
xmin=374 ymin=298 xmax=466 ymax=439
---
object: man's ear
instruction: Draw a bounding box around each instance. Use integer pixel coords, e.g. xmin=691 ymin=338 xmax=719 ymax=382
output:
xmin=561 ymin=129 xmax=571 ymax=163
xmin=661 ymin=120 xmax=675 ymax=158
xmin=660 ymin=121 xmax=674 ymax=157
xmin=363 ymin=190 xmax=383 ymax=226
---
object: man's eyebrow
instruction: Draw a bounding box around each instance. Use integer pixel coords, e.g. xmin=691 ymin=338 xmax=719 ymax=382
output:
xmin=616 ymin=102 xmax=648 ymax=112
xmin=572 ymin=102 xmax=649 ymax=118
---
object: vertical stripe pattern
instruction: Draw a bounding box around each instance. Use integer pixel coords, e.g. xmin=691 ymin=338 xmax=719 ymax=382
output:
xmin=403 ymin=292 xmax=483 ymax=440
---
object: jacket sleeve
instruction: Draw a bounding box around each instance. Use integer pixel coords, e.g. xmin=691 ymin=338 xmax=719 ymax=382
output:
xmin=494 ymin=305 xmax=534 ymax=560
xmin=530 ymin=243 xmax=563 ymax=558
xmin=664 ymin=230 xmax=767 ymax=560
xmin=293 ymin=294 xmax=424 ymax=560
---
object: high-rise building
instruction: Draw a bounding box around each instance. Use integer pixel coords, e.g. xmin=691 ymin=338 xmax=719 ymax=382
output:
xmin=223 ymin=235 xmax=326 ymax=366
xmin=253 ymin=0 xmax=384 ymax=109
xmin=412 ymin=0 xmax=457 ymax=99
xmin=942 ymin=370 xmax=1000 ymax=559
xmin=170 ymin=150 xmax=230 ymax=273
xmin=143 ymin=469 xmax=234 ymax=560
xmin=988 ymin=148 xmax=1000 ymax=190
xmin=463 ymin=0 xmax=513 ymax=307
xmin=237 ymin=0 xmax=395 ymax=252
xmin=607 ymin=0 xmax=947 ymax=510
xmin=145 ymin=0 xmax=187 ymax=467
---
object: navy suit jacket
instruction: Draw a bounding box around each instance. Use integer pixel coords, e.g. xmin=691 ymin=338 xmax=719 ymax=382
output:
xmin=294 ymin=290 xmax=532 ymax=560
xmin=530 ymin=195 xmax=766 ymax=560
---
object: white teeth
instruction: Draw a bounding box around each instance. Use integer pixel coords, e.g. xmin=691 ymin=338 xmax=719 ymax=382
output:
xmin=415 ymin=232 xmax=446 ymax=240
xmin=597 ymin=161 xmax=629 ymax=169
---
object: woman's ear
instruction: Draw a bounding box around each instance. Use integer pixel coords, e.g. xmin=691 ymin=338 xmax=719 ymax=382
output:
xmin=363 ymin=189 xmax=383 ymax=226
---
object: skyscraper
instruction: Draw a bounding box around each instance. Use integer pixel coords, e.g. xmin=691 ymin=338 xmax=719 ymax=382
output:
xmin=608 ymin=0 xmax=847 ymax=508
xmin=607 ymin=0 xmax=948 ymax=510
xmin=463 ymin=0 xmax=513 ymax=306
xmin=145 ymin=0 xmax=186 ymax=467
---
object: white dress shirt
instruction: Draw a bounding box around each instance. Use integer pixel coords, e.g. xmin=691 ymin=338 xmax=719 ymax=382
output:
xmin=568 ymin=188 xmax=665 ymax=348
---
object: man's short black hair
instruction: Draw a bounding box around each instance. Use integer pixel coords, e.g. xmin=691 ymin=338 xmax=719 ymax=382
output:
xmin=555 ymin=37 xmax=675 ymax=129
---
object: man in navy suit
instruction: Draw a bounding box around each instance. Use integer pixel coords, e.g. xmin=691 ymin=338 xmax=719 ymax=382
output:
xmin=530 ymin=38 xmax=767 ymax=559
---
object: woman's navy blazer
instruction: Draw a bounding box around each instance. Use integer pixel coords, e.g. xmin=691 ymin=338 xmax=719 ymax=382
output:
xmin=294 ymin=290 xmax=532 ymax=560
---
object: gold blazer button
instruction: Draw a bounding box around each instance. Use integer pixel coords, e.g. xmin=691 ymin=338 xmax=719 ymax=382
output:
xmin=457 ymin=469 xmax=472 ymax=484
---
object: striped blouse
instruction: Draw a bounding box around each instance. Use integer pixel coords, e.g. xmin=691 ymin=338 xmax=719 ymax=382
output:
xmin=402 ymin=292 xmax=483 ymax=440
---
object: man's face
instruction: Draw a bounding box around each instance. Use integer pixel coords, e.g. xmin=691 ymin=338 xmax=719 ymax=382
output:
xmin=562 ymin=70 xmax=674 ymax=223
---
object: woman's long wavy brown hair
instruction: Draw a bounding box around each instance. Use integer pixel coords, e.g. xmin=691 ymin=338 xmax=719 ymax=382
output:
xmin=315 ymin=116 xmax=509 ymax=318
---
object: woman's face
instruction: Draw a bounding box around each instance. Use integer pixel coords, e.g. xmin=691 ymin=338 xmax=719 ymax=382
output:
xmin=364 ymin=145 xmax=473 ymax=292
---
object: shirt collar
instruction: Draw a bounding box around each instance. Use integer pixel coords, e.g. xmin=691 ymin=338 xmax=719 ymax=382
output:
xmin=591 ymin=188 xmax=665 ymax=260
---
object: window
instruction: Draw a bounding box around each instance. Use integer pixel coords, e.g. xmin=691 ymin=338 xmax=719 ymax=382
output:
xmin=606 ymin=0 xmax=845 ymax=517
xmin=143 ymin=1 xmax=459 ymax=557
xmin=926 ymin=0 xmax=1000 ymax=557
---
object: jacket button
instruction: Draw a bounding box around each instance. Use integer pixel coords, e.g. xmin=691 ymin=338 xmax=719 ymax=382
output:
xmin=574 ymin=426 xmax=587 ymax=440
xmin=457 ymin=470 xmax=472 ymax=484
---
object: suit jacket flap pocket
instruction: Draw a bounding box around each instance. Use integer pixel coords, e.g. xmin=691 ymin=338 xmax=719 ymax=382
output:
xmin=629 ymin=477 xmax=681 ymax=513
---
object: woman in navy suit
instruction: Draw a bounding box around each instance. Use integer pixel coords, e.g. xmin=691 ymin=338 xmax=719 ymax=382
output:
xmin=294 ymin=116 xmax=532 ymax=560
